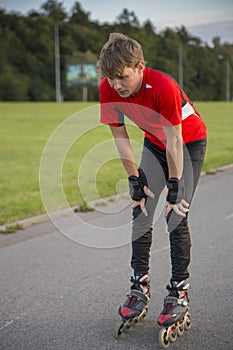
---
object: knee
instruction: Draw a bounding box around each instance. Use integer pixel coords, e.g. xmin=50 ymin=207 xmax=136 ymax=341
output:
xmin=132 ymin=227 xmax=153 ymax=244
xmin=166 ymin=210 xmax=188 ymax=234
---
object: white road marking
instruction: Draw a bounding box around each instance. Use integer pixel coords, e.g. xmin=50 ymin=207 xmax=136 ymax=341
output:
xmin=0 ymin=312 xmax=27 ymax=331
xmin=0 ymin=303 xmax=41 ymax=332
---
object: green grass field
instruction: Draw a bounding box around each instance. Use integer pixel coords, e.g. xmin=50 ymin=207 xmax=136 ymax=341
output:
xmin=0 ymin=101 xmax=233 ymax=226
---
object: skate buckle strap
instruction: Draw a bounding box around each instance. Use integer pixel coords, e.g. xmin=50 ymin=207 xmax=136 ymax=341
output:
xmin=165 ymin=296 xmax=179 ymax=305
xmin=165 ymin=296 xmax=188 ymax=307
xmin=130 ymin=275 xmax=150 ymax=286
xmin=180 ymin=299 xmax=189 ymax=307
xmin=130 ymin=289 xmax=148 ymax=303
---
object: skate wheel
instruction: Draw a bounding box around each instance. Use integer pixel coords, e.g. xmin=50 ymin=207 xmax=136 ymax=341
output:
xmin=139 ymin=306 xmax=148 ymax=322
xmin=169 ymin=324 xmax=177 ymax=342
xmin=122 ymin=319 xmax=133 ymax=332
xmin=139 ymin=312 xmax=146 ymax=322
xmin=177 ymin=321 xmax=184 ymax=336
xmin=131 ymin=316 xmax=139 ymax=327
xmin=184 ymin=313 xmax=191 ymax=331
xmin=159 ymin=328 xmax=170 ymax=349
xmin=113 ymin=320 xmax=125 ymax=339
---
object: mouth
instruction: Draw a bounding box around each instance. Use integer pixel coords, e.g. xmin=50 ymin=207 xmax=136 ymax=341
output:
xmin=117 ymin=90 xmax=128 ymax=96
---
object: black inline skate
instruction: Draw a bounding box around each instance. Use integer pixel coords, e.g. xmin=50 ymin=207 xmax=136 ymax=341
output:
xmin=113 ymin=274 xmax=150 ymax=339
xmin=157 ymin=280 xmax=191 ymax=349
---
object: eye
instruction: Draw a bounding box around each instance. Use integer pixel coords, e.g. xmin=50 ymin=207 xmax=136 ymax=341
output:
xmin=108 ymin=78 xmax=114 ymax=86
xmin=119 ymin=75 xmax=128 ymax=80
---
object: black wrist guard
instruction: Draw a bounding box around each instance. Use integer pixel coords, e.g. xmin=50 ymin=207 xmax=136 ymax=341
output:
xmin=167 ymin=178 xmax=185 ymax=204
xmin=128 ymin=168 xmax=148 ymax=201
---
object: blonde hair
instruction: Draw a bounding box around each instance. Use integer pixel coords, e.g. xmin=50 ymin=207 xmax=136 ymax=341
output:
xmin=97 ymin=33 xmax=145 ymax=78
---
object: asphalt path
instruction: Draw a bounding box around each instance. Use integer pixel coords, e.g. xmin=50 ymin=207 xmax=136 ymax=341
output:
xmin=1 ymin=167 xmax=233 ymax=350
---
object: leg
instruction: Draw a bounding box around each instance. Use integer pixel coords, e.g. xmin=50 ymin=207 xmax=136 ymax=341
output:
xmin=117 ymin=141 xmax=167 ymax=324
xmin=157 ymin=139 xmax=206 ymax=328
xmin=167 ymin=139 xmax=207 ymax=281
xmin=131 ymin=142 xmax=167 ymax=275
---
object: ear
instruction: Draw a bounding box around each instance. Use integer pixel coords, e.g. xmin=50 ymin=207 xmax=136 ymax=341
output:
xmin=138 ymin=61 xmax=145 ymax=73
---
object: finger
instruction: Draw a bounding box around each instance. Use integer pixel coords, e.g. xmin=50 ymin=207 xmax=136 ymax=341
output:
xmin=143 ymin=186 xmax=155 ymax=199
xmin=140 ymin=203 xmax=148 ymax=216
xmin=177 ymin=203 xmax=189 ymax=213
xmin=139 ymin=198 xmax=148 ymax=216
xmin=174 ymin=208 xmax=186 ymax=217
xmin=165 ymin=203 xmax=173 ymax=218
xmin=181 ymin=199 xmax=189 ymax=208
xmin=173 ymin=204 xmax=187 ymax=217
xmin=131 ymin=198 xmax=145 ymax=209
xmin=165 ymin=207 xmax=169 ymax=218
xmin=131 ymin=200 xmax=148 ymax=216
xmin=131 ymin=201 xmax=139 ymax=210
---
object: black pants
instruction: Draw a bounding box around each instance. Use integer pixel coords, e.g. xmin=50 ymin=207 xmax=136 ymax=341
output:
xmin=131 ymin=137 xmax=207 ymax=282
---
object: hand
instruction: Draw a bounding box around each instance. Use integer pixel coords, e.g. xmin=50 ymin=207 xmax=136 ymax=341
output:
xmin=165 ymin=199 xmax=189 ymax=218
xmin=131 ymin=185 xmax=155 ymax=216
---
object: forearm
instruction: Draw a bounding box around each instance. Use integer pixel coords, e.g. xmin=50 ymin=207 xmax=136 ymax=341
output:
xmin=164 ymin=124 xmax=183 ymax=179
xmin=117 ymin=140 xmax=139 ymax=176
xmin=165 ymin=127 xmax=189 ymax=213
xmin=166 ymin=137 xmax=183 ymax=179
xmin=110 ymin=125 xmax=138 ymax=177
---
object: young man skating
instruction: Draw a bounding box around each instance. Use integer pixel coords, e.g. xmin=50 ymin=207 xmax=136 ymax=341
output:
xmin=97 ymin=33 xmax=207 ymax=331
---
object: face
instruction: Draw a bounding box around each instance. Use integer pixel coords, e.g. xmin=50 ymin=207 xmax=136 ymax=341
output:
xmin=108 ymin=62 xmax=145 ymax=98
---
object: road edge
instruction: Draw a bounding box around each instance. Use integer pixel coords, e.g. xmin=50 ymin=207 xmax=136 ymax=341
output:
xmin=1 ymin=163 xmax=233 ymax=233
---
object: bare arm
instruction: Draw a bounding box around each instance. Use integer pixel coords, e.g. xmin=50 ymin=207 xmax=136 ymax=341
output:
xmin=110 ymin=124 xmax=154 ymax=216
xmin=163 ymin=124 xmax=189 ymax=217
xmin=110 ymin=125 xmax=139 ymax=177
xmin=163 ymin=124 xmax=183 ymax=179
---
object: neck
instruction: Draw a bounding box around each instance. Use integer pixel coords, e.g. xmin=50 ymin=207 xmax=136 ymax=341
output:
xmin=135 ymin=74 xmax=144 ymax=93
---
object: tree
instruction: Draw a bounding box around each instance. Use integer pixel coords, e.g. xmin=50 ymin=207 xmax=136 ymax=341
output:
xmin=143 ymin=19 xmax=155 ymax=33
xmin=115 ymin=8 xmax=140 ymax=33
xmin=70 ymin=2 xmax=90 ymax=26
xmin=0 ymin=4 xmax=232 ymax=101
xmin=40 ymin=0 xmax=67 ymax=22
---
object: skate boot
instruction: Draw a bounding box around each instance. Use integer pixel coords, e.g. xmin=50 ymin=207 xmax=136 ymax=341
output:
xmin=157 ymin=280 xmax=191 ymax=349
xmin=113 ymin=274 xmax=150 ymax=339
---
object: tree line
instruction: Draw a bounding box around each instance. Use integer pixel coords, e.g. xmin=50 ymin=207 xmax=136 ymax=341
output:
xmin=0 ymin=0 xmax=232 ymax=101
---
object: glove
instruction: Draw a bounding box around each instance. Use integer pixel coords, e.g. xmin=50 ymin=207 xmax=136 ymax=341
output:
xmin=128 ymin=168 xmax=148 ymax=201
xmin=166 ymin=178 xmax=185 ymax=204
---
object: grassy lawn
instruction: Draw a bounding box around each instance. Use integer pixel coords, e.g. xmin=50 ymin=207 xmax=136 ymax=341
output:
xmin=196 ymin=102 xmax=233 ymax=171
xmin=0 ymin=101 xmax=232 ymax=226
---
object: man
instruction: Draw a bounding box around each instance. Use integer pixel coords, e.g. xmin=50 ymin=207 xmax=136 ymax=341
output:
xmin=97 ymin=33 xmax=207 ymax=327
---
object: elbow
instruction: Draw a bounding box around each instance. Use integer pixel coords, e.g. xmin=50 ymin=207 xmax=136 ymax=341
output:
xmin=176 ymin=134 xmax=183 ymax=147
xmin=167 ymin=134 xmax=183 ymax=151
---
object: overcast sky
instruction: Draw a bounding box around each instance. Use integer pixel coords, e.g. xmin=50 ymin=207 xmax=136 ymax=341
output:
xmin=1 ymin=0 xmax=233 ymax=43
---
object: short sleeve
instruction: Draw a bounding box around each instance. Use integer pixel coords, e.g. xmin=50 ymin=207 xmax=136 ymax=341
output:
xmin=158 ymin=78 xmax=182 ymax=127
xmin=99 ymin=78 xmax=125 ymax=126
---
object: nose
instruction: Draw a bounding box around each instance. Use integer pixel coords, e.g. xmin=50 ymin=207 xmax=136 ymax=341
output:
xmin=115 ymin=80 xmax=122 ymax=90
xmin=112 ymin=79 xmax=122 ymax=90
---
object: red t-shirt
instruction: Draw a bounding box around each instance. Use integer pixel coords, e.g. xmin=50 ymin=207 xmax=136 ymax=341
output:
xmin=99 ymin=68 xmax=207 ymax=149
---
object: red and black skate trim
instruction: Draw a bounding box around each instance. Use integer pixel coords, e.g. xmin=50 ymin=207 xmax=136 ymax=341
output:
xmin=114 ymin=274 xmax=150 ymax=339
xmin=158 ymin=311 xmax=191 ymax=349
xmin=157 ymin=281 xmax=189 ymax=327
xmin=119 ymin=289 xmax=148 ymax=319
xmin=118 ymin=274 xmax=150 ymax=320
xmin=157 ymin=281 xmax=190 ymax=348
xmin=157 ymin=295 xmax=188 ymax=327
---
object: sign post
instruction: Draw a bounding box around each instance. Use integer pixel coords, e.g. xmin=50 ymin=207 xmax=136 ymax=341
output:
xmin=66 ymin=63 xmax=97 ymax=101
